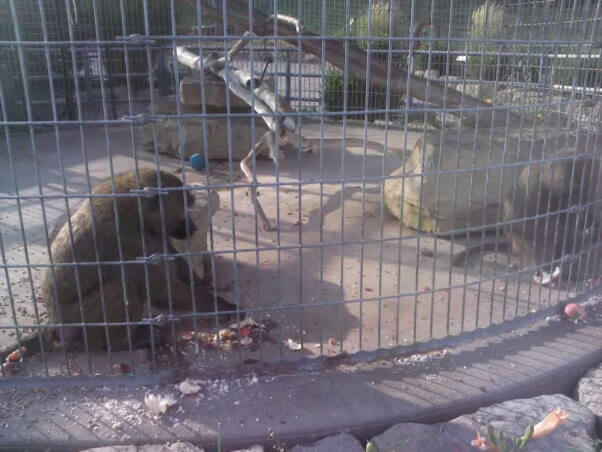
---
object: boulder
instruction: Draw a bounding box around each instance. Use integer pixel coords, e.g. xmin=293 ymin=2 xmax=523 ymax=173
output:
xmin=180 ymin=75 xmax=250 ymax=109
xmin=139 ymin=98 xmax=269 ymax=161
xmin=81 ymin=443 xmax=203 ymax=452
xmin=384 ymin=128 xmax=597 ymax=232
xmin=230 ymin=446 xmax=264 ymax=452
xmin=80 ymin=447 xmax=137 ymax=452
xmin=291 ymin=432 xmax=364 ymax=452
xmin=446 ymin=394 xmax=597 ymax=452
xmin=576 ymin=362 xmax=602 ymax=436
xmin=138 ymin=443 xmax=204 ymax=452
xmin=370 ymin=423 xmax=469 ymax=452
xmin=371 ymin=394 xmax=597 ymax=451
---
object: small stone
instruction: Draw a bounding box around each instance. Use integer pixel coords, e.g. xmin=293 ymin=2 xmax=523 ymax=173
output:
xmin=80 ymin=446 xmax=138 ymax=452
xmin=576 ymin=362 xmax=602 ymax=437
xmin=371 ymin=394 xmax=596 ymax=452
xmin=371 ymin=423 xmax=467 ymax=452
xmin=142 ymin=442 xmax=204 ymax=452
xmin=230 ymin=446 xmax=263 ymax=452
xmin=177 ymin=379 xmax=202 ymax=396
xmin=291 ymin=433 xmax=364 ymax=452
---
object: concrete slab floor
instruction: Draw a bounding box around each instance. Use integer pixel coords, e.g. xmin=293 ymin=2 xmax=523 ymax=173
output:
xmin=0 ymin=121 xmax=590 ymax=377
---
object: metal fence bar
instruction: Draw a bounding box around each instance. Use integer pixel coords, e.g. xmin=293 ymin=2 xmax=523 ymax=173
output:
xmin=317 ymin=0 xmax=328 ymax=355
xmin=116 ymin=0 xmax=157 ymax=371
xmin=377 ymin=0 xmax=395 ymax=346
xmin=296 ymin=0 xmax=306 ymax=351
xmin=358 ymin=0 xmax=373 ymax=350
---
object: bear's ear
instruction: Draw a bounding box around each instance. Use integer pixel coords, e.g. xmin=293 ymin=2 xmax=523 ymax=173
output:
xmin=139 ymin=193 xmax=163 ymax=236
xmin=151 ymin=192 xmax=162 ymax=212
xmin=140 ymin=193 xmax=159 ymax=220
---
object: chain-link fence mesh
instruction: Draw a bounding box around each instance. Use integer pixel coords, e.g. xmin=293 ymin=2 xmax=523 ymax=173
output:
xmin=0 ymin=0 xmax=600 ymax=378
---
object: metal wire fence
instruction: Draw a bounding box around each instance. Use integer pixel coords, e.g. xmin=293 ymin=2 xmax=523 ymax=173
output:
xmin=0 ymin=0 xmax=600 ymax=379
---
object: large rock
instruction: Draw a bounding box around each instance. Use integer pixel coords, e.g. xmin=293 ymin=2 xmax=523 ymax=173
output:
xmin=371 ymin=394 xmax=597 ymax=452
xmin=369 ymin=423 xmax=469 ymax=452
xmin=80 ymin=447 xmax=137 ymax=452
xmin=230 ymin=446 xmax=264 ymax=452
xmin=81 ymin=443 xmax=203 ymax=452
xmin=291 ymin=432 xmax=364 ymax=452
xmin=138 ymin=443 xmax=204 ymax=452
xmin=446 ymin=394 xmax=597 ymax=452
xmin=139 ymin=98 xmax=269 ymax=161
xmin=384 ymin=128 xmax=597 ymax=232
xmin=576 ymin=362 xmax=602 ymax=436
xmin=180 ymin=75 xmax=250 ymax=109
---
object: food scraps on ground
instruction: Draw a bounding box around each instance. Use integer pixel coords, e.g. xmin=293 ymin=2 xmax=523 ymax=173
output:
xmin=534 ymin=266 xmax=561 ymax=286
xmin=286 ymin=338 xmax=302 ymax=351
xmin=112 ymin=363 xmax=131 ymax=374
xmin=177 ymin=379 xmax=202 ymax=395
xmin=240 ymin=326 xmax=252 ymax=338
xmin=219 ymin=328 xmax=237 ymax=341
xmin=6 ymin=347 xmax=26 ymax=363
xmin=179 ymin=331 xmax=195 ymax=341
xmin=229 ymin=316 xmax=264 ymax=330
xmin=144 ymin=393 xmax=177 ymax=416
xmin=240 ymin=337 xmax=253 ymax=346
xmin=2 ymin=361 xmax=20 ymax=375
xmin=564 ymin=303 xmax=587 ymax=321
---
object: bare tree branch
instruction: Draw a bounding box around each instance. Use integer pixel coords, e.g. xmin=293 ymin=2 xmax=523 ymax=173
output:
xmin=176 ymin=36 xmax=307 ymax=232
xmin=181 ymin=0 xmax=521 ymax=128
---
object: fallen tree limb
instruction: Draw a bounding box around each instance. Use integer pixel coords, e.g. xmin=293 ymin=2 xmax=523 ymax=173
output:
xmin=176 ymin=34 xmax=316 ymax=231
xmin=259 ymin=14 xmax=520 ymax=128
xmin=182 ymin=0 xmax=521 ymax=129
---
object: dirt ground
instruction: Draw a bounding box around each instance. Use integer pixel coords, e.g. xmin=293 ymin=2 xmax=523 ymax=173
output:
xmin=0 ymin=121 xmax=578 ymax=376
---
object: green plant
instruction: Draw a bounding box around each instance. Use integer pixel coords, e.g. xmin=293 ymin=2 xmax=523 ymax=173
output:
xmin=552 ymin=55 xmax=602 ymax=88
xmin=352 ymin=1 xmax=409 ymax=52
xmin=323 ymin=68 xmax=397 ymax=122
xmin=474 ymin=407 xmax=570 ymax=452
xmin=467 ymin=2 xmax=514 ymax=81
xmin=365 ymin=441 xmax=378 ymax=452
xmin=413 ymin=39 xmax=451 ymax=75
xmin=484 ymin=423 xmax=534 ymax=451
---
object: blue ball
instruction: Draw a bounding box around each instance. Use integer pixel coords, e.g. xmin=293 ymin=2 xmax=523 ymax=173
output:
xmin=189 ymin=153 xmax=205 ymax=171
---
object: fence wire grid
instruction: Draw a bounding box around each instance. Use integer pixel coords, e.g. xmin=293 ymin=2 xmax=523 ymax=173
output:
xmin=0 ymin=0 xmax=601 ymax=379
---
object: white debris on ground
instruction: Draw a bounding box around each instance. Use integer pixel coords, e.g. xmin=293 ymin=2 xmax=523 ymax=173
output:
xmin=534 ymin=266 xmax=562 ymax=286
xmin=285 ymin=338 xmax=302 ymax=351
xmin=144 ymin=393 xmax=178 ymax=416
xmin=177 ymin=379 xmax=202 ymax=396
xmin=393 ymin=348 xmax=451 ymax=366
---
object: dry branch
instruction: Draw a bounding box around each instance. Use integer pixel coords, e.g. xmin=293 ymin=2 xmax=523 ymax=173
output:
xmin=176 ymin=34 xmax=310 ymax=231
xmin=183 ymin=0 xmax=521 ymax=128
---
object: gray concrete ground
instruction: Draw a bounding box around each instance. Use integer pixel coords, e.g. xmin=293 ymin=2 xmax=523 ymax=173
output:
xmin=0 ymin=121 xmax=581 ymax=376
xmin=0 ymin=295 xmax=600 ymax=451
